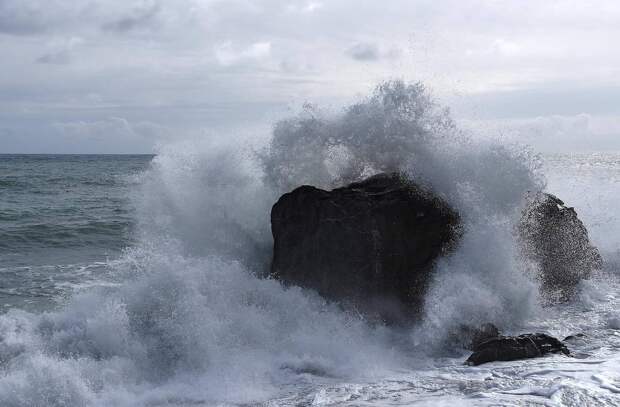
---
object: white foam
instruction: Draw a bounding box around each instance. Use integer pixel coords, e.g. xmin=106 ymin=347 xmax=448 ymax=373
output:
xmin=607 ymin=313 xmax=620 ymax=330
xmin=0 ymin=81 xmax=618 ymax=406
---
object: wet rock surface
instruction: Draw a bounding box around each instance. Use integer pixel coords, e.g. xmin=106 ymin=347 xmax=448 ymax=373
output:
xmin=465 ymin=333 xmax=571 ymax=366
xmin=270 ymin=173 xmax=460 ymax=323
xmin=270 ymin=173 xmax=603 ymax=323
xmin=518 ymin=193 xmax=603 ymax=299
xmin=461 ymin=323 xmax=502 ymax=351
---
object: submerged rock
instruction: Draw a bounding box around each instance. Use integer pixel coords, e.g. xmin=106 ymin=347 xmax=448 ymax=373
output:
xmin=270 ymin=173 xmax=460 ymax=323
xmin=518 ymin=193 xmax=603 ymax=299
xmin=465 ymin=333 xmax=570 ymax=366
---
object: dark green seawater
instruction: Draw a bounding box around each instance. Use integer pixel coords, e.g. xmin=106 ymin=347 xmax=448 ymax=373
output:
xmin=0 ymin=154 xmax=153 ymax=311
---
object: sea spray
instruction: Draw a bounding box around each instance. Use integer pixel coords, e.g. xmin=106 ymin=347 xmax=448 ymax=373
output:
xmin=134 ymin=80 xmax=546 ymax=344
xmin=261 ymin=80 xmax=545 ymax=341
xmin=0 ymin=246 xmax=404 ymax=405
xmin=0 ymin=80 xmax=550 ymax=405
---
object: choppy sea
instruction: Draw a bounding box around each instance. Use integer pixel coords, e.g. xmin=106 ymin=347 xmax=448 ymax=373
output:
xmin=1 ymin=82 xmax=620 ymax=407
xmin=0 ymin=152 xmax=618 ymax=406
xmin=0 ymin=154 xmax=152 ymax=312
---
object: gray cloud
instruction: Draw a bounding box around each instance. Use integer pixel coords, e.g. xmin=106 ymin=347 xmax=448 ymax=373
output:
xmin=0 ymin=0 xmax=619 ymax=153
xmin=0 ymin=18 xmax=44 ymax=36
xmin=34 ymin=36 xmax=83 ymax=64
xmin=0 ymin=0 xmax=163 ymax=36
xmin=36 ymin=50 xmax=70 ymax=64
xmin=0 ymin=0 xmax=52 ymax=35
xmin=346 ymin=42 xmax=380 ymax=61
xmin=101 ymin=1 xmax=160 ymax=33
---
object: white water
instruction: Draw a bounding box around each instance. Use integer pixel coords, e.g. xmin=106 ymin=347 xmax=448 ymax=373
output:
xmin=0 ymin=82 xmax=619 ymax=406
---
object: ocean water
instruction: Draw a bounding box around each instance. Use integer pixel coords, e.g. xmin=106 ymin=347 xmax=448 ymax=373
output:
xmin=0 ymin=154 xmax=153 ymax=312
xmin=0 ymin=83 xmax=619 ymax=406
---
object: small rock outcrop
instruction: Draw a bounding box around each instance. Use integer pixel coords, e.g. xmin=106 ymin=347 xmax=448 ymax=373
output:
xmin=270 ymin=173 xmax=460 ymax=323
xmin=465 ymin=333 xmax=570 ymax=366
xmin=518 ymin=193 xmax=603 ymax=299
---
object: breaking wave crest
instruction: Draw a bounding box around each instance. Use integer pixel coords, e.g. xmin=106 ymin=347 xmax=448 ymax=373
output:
xmin=0 ymin=81 xmax=549 ymax=405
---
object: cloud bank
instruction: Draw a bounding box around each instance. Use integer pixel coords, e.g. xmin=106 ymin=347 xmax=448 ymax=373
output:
xmin=0 ymin=0 xmax=619 ymax=153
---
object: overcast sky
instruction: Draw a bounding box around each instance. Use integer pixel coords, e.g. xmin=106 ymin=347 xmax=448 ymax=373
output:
xmin=0 ymin=0 xmax=619 ymax=153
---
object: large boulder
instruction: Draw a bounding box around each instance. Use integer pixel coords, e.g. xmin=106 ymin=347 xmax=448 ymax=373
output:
xmin=270 ymin=174 xmax=601 ymax=323
xmin=270 ymin=173 xmax=460 ymax=323
xmin=518 ymin=193 xmax=603 ymax=300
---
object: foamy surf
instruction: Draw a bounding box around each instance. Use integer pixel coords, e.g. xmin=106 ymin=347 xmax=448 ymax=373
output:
xmin=0 ymin=82 xmax=618 ymax=406
xmin=268 ymin=278 xmax=620 ymax=406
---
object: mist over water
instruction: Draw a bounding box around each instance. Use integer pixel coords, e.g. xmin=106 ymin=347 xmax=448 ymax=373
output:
xmin=0 ymin=82 xmax=615 ymax=406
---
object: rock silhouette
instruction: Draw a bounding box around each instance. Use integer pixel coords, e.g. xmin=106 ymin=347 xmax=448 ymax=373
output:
xmin=270 ymin=174 xmax=603 ymax=323
xmin=465 ymin=333 xmax=570 ymax=366
xmin=518 ymin=193 xmax=603 ymax=299
xmin=270 ymin=173 xmax=459 ymax=323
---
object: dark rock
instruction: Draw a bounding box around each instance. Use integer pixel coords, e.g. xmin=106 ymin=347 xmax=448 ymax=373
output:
xmin=270 ymin=173 xmax=600 ymax=321
xmin=270 ymin=172 xmax=460 ymax=323
xmin=518 ymin=193 xmax=603 ymax=300
xmin=465 ymin=333 xmax=570 ymax=366
xmin=563 ymin=333 xmax=587 ymax=342
xmin=448 ymin=323 xmax=501 ymax=350
xmin=469 ymin=323 xmax=501 ymax=350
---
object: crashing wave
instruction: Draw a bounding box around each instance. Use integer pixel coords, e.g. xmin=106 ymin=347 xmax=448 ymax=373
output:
xmin=0 ymin=80 xmax=552 ymax=405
